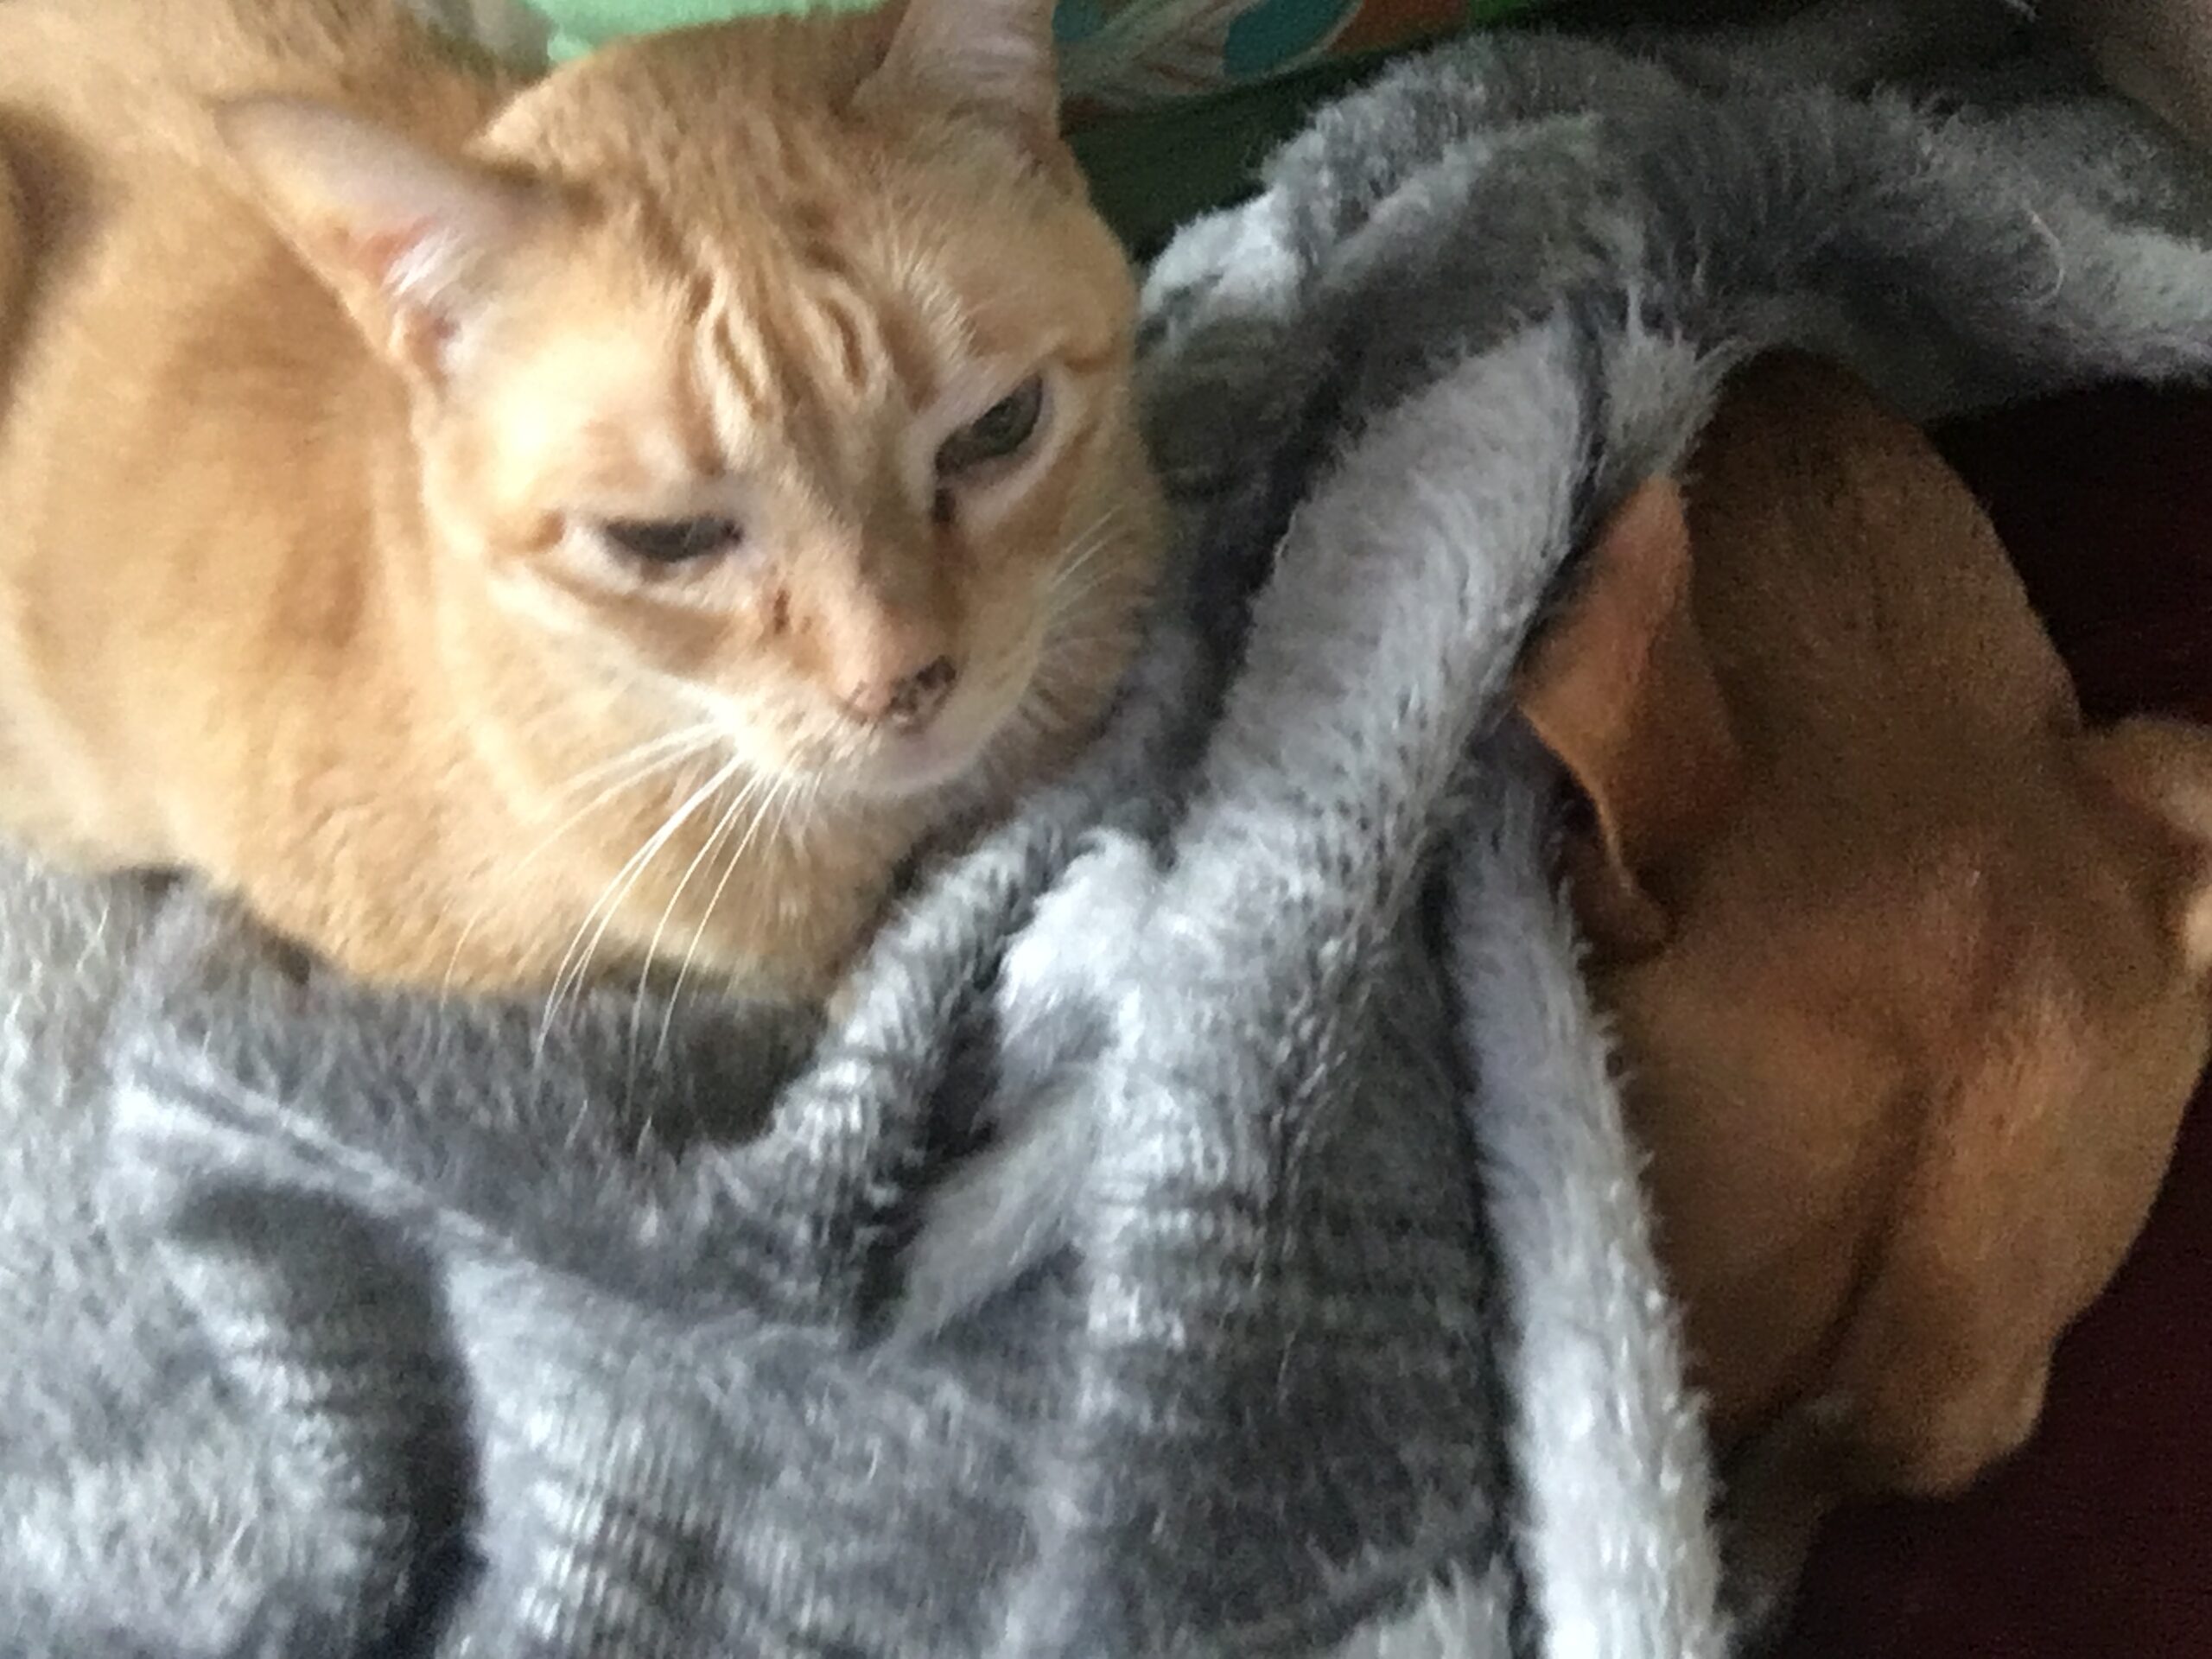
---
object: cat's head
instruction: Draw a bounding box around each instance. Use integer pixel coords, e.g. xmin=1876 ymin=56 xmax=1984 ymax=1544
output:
xmin=221 ymin=0 xmax=1161 ymax=805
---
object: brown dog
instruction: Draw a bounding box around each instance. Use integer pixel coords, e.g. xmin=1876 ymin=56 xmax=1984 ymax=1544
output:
xmin=2044 ymin=0 xmax=2212 ymax=150
xmin=1516 ymin=352 xmax=2212 ymax=1623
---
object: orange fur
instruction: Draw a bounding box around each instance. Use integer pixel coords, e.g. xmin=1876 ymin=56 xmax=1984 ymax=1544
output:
xmin=1519 ymin=353 xmax=2212 ymax=1610
xmin=0 ymin=0 xmax=1162 ymax=1000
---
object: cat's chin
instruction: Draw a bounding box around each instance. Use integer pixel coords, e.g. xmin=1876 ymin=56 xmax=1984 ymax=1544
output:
xmin=831 ymin=723 xmax=1006 ymax=807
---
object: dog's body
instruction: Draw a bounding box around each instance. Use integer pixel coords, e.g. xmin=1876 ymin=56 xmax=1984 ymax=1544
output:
xmin=1518 ymin=352 xmax=2212 ymax=1620
xmin=2045 ymin=0 xmax=2212 ymax=150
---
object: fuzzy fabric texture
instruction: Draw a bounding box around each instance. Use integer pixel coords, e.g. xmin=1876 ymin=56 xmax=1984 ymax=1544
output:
xmin=8 ymin=14 xmax=2212 ymax=1657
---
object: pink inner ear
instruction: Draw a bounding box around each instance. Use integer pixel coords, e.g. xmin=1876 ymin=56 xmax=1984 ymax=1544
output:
xmin=322 ymin=218 xmax=464 ymax=368
xmin=340 ymin=221 xmax=432 ymax=289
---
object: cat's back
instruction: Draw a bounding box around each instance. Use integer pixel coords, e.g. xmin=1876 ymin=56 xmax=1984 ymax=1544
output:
xmin=0 ymin=0 xmax=496 ymax=285
xmin=0 ymin=0 xmax=488 ymax=131
xmin=0 ymin=0 xmax=502 ymax=861
xmin=0 ymin=0 xmax=498 ymax=372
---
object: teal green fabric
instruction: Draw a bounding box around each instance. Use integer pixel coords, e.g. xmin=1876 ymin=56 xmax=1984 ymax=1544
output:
xmin=535 ymin=0 xmax=876 ymax=60
xmin=529 ymin=1 xmax=1552 ymax=67
xmin=1218 ymin=2 xmax=1414 ymax=80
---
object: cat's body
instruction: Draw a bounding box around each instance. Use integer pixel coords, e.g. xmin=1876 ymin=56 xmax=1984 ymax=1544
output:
xmin=0 ymin=0 xmax=1160 ymax=996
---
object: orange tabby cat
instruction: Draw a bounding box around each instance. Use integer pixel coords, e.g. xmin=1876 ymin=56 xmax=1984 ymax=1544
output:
xmin=0 ymin=0 xmax=1162 ymax=998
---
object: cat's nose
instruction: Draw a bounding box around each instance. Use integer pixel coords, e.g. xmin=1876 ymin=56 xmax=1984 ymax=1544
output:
xmin=847 ymin=656 xmax=958 ymax=732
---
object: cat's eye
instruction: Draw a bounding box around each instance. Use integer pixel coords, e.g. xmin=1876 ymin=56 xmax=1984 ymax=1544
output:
xmin=936 ymin=377 xmax=1047 ymax=479
xmin=599 ymin=515 xmax=744 ymax=566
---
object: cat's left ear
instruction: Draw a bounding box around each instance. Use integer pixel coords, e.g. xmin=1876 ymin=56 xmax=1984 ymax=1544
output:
xmin=217 ymin=96 xmax=543 ymax=385
xmin=865 ymin=0 xmax=1061 ymax=141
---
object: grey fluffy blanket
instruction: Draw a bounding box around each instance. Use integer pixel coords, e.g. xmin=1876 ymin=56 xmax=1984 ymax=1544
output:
xmin=8 ymin=17 xmax=2212 ymax=1658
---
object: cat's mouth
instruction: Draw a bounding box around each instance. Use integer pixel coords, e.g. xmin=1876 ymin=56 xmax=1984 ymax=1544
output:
xmin=829 ymin=637 xmax=1044 ymax=804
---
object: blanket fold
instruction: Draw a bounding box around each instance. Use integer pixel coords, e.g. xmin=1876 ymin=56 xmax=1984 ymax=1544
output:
xmin=8 ymin=16 xmax=2212 ymax=1658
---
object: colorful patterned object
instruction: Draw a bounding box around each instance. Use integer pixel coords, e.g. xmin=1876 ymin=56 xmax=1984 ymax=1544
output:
xmin=1056 ymin=0 xmax=1529 ymax=111
xmin=521 ymin=0 xmax=1552 ymax=106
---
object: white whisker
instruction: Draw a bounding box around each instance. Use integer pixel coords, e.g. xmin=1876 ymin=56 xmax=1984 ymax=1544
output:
xmin=535 ymin=750 xmax=748 ymax=1050
xmin=654 ymin=767 xmax=823 ymax=1055
xmin=436 ymin=721 xmax=728 ymax=999
xmin=623 ymin=764 xmax=774 ymax=1052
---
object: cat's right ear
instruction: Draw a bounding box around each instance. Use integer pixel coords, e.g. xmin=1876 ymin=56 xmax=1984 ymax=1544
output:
xmin=216 ymin=97 xmax=542 ymax=385
xmin=865 ymin=0 xmax=1061 ymax=142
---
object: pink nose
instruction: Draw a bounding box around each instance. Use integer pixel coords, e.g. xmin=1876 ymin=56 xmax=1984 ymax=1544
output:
xmin=843 ymin=656 xmax=957 ymax=732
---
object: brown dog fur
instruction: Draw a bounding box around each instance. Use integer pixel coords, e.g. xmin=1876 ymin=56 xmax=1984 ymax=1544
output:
xmin=1517 ymin=352 xmax=2212 ymax=1618
xmin=2044 ymin=0 xmax=2212 ymax=151
xmin=0 ymin=0 xmax=1160 ymax=1000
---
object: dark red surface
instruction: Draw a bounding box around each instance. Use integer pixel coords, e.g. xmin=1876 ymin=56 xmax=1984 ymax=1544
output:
xmin=1773 ymin=385 xmax=2212 ymax=1658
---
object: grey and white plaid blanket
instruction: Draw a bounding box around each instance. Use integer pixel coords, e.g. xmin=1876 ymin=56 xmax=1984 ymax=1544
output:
xmin=7 ymin=15 xmax=2212 ymax=1657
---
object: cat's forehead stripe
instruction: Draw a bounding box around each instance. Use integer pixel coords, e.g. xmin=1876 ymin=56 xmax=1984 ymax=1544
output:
xmin=706 ymin=285 xmax=863 ymax=481
xmin=776 ymin=217 xmax=949 ymax=406
xmin=788 ymin=259 xmax=897 ymax=401
xmin=815 ymin=290 xmax=874 ymax=392
xmin=698 ymin=269 xmax=942 ymax=432
xmin=671 ymin=365 xmax=726 ymax=481
xmin=703 ymin=291 xmax=776 ymax=423
xmin=880 ymin=276 xmax=959 ymax=409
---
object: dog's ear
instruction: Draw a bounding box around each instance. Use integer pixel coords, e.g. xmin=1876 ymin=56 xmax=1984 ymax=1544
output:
xmin=2078 ymin=715 xmax=2212 ymax=977
xmin=1515 ymin=477 xmax=1741 ymax=959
